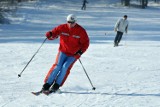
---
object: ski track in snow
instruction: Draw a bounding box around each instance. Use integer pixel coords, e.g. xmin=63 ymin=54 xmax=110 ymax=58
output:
xmin=0 ymin=0 xmax=160 ymax=107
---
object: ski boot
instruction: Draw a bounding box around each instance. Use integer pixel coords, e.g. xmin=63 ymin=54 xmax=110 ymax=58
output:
xmin=41 ymin=83 xmax=51 ymax=92
xmin=42 ymin=83 xmax=60 ymax=95
xmin=114 ymin=42 xmax=118 ymax=47
xmin=49 ymin=83 xmax=60 ymax=93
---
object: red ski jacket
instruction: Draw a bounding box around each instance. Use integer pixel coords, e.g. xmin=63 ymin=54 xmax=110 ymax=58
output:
xmin=46 ymin=23 xmax=89 ymax=56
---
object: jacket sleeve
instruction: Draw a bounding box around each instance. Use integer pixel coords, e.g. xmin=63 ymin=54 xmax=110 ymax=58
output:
xmin=50 ymin=25 xmax=62 ymax=39
xmin=125 ymin=21 xmax=129 ymax=32
xmin=80 ymin=29 xmax=89 ymax=53
xmin=125 ymin=25 xmax=128 ymax=32
xmin=114 ymin=19 xmax=121 ymax=30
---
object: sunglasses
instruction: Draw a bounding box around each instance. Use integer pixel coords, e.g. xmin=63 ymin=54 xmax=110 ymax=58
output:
xmin=67 ymin=21 xmax=75 ymax=24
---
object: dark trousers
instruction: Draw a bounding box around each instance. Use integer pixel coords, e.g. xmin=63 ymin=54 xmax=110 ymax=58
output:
xmin=114 ymin=31 xmax=123 ymax=44
xmin=81 ymin=4 xmax=86 ymax=10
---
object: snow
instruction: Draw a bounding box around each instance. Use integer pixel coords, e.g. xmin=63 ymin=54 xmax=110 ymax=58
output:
xmin=1 ymin=0 xmax=160 ymax=107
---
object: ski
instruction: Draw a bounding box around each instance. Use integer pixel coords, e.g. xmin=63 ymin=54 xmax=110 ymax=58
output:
xmin=43 ymin=89 xmax=61 ymax=95
xmin=42 ymin=91 xmax=52 ymax=95
xmin=31 ymin=89 xmax=61 ymax=96
xmin=31 ymin=90 xmax=42 ymax=96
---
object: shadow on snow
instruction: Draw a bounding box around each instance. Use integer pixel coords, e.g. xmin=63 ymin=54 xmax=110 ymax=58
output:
xmin=62 ymin=91 xmax=160 ymax=97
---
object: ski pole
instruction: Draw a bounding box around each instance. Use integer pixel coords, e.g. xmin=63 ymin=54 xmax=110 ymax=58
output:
xmin=78 ymin=59 xmax=96 ymax=90
xmin=18 ymin=38 xmax=47 ymax=78
xmin=124 ymin=33 xmax=127 ymax=46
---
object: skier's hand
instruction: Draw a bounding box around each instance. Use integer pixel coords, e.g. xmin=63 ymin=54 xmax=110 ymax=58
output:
xmin=114 ymin=29 xmax=117 ymax=32
xmin=46 ymin=31 xmax=54 ymax=40
xmin=74 ymin=50 xmax=83 ymax=59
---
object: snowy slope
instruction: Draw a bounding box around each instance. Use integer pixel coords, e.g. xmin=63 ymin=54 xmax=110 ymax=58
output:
xmin=1 ymin=0 xmax=160 ymax=107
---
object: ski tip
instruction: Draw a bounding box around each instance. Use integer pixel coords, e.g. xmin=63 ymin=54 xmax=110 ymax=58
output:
xmin=31 ymin=91 xmax=41 ymax=96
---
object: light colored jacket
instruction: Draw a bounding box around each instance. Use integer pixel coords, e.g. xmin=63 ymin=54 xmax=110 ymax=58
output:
xmin=114 ymin=18 xmax=129 ymax=33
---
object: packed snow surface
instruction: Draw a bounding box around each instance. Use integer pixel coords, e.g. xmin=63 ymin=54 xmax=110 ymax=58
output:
xmin=0 ymin=0 xmax=160 ymax=107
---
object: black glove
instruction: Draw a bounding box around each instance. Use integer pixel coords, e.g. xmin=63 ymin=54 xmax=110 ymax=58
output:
xmin=74 ymin=50 xmax=83 ymax=55
xmin=46 ymin=31 xmax=52 ymax=39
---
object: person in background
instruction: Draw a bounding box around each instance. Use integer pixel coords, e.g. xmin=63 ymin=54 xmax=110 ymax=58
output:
xmin=114 ymin=15 xmax=129 ymax=47
xmin=41 ymin=14 xmax=90 ymax=93
xmin=81 ymin=0 xmax=88 ymax=10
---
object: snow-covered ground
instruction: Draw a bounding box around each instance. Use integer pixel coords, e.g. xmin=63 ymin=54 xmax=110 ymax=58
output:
xmin=1 ymin=0 xmax=160 ymax=107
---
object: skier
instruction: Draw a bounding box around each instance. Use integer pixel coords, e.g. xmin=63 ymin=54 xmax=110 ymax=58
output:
xmin=114 ymin=15 xmax=129 ymax=47
xmin=81 ymin=0 xmax=88 ymax=10
xmin=41 ymin=14 xmax=90 ymax=93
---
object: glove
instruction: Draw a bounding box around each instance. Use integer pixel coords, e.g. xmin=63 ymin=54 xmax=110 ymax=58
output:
xmin=74 ymin=50 xmax=83 ymax=55
xmin=46 ymin=31 xmax=53 ymax=40
xmin=74 ymin=50 xmax=83 ymax=59
xmin=114 ymin=28 xmax=117 ymax=32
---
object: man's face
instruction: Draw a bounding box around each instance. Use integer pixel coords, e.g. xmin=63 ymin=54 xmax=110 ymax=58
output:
xmin=67 ymin=21 xmax=76 ymax=28
xmin=124 ymin=16 xmax=127 ymax=20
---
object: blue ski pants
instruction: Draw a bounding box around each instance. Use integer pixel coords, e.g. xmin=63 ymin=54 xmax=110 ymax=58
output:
xmin=45 ymin=51 xmax=76 ymax=86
